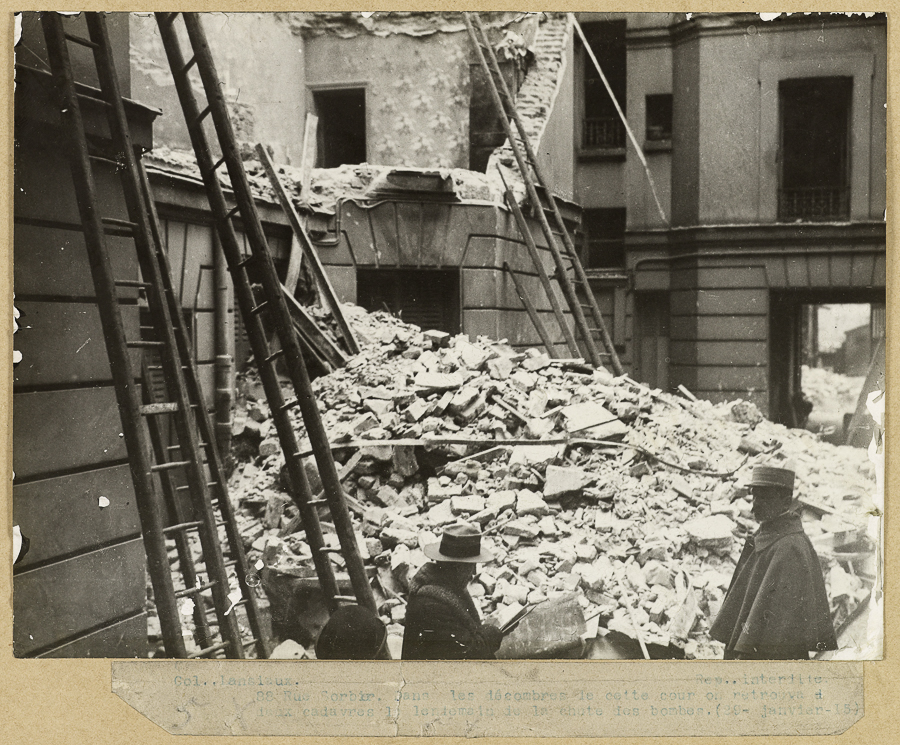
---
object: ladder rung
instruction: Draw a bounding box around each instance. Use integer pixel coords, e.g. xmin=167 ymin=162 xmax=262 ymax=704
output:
xmin=188 ymin=641 xmax=230 ymax=659
xmin=169 ymin=442 xmax=210 ymax=452
xmin=141 ymin=402 xmax=180 ymax=415
xmin=211 ymin=156 xmax=226 ymax=171
xmin=231 ymin=254 xmax=255 ymax=270
xmin=178 ymin=55 xmax=198 ymax=78
xmin=250 ymin=301 xmax=269 ymax=315
xmin=65 ymin=33 xmax=99 ymax=50
xmin=127 ymin=340 xmax=165 ymax=348
xmin=88 ymin=154 xmax=121 ymax=166
xmin=318 ymin=547 xmax=343 ymax=554
xmin=242 ymin=638 xmax=259 ymax=648
xmin=101 ymin=217 xmax=138 ymax=230
xmin=223 ymin=560 xmax=236 ymax=569
xmin=280 ymin=398 xmax=300 ymax=412
xmin=151 ymin=459 xmax=190 ymax=473
xmin=194 ymin=104 xmax=212 ymax=124
xmin=175 ymin=485 xmax=190 ymax=492
xmin=115 ymin=280 xmax=153 ymax=289
xmin=308 ymin=499 xmax=328 ymax=507
xmin=175 ymin=580 xmax=217 ymax=599
xmin=333 ymin=595 xmax=358 ymax=603
xmin=265 ymin=348 xmax=285 ymax=363
xmin=163 ymin=520 xmax=202 ymax=535
xmin=222 ymin=206 xmax=241 ymax=223
xmin=146 ymin=365 xmax=164 ymax=371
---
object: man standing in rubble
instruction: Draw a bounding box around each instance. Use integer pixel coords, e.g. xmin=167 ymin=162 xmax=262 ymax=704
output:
xmin=710 ymin=465 xmax=838 ymax=659
xmin=401 ymin=523 xmax=504 ymax=660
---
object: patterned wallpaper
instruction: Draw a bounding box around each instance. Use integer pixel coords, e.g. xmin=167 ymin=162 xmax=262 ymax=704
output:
xmin=306 ymin=32 xmax=472 ymax=170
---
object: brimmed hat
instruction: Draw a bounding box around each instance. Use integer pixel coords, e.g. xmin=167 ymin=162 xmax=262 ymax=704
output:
xmin=315 ymin=605 xmax=386 ymax=660
xmin=423 ymin=523 xmax=493 ymax=564
xmin=748 ymin=465 xmax=795 ymax=492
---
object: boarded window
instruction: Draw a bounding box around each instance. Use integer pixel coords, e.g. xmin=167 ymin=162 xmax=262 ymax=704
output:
xmin=356 ymin=268 xmax=460 ymax=335
xmin=779 ymin=77 xmax=852 ymax=221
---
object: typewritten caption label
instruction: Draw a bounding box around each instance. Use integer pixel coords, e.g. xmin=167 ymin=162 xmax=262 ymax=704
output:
xmin=113 ymin=660 xmax=863 ymax=737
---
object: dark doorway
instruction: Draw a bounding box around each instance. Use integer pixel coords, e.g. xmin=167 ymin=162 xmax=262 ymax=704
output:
xmin=634 ymin=291 xmax=669 ymax=391
xmin=313 ymin=88 xmax=366 ymax=168
xmin=770 ymin=290 xmax=884 ymax=444
xmin=356 ymin=268 xmax=460 ymax=335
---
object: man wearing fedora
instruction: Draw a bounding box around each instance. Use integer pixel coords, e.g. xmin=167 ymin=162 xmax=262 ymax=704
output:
xmin=401 ymin=523 xmax=504 ymax=660
xmin=710 ymin=464 xmax=838 ymax=660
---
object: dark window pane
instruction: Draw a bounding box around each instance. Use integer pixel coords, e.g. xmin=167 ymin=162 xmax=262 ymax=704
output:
xmin=580 ymin=208 xmax=626 ymax=268
xmin=778 ymin=77 xmax=852 ymax=221
xmin=313 ymin=89 xmax=366 ymax=168
xmin=646 ymin=94 xmax=672 ymax=141
xmin=581 ymin=20 xmax=626 ymax=149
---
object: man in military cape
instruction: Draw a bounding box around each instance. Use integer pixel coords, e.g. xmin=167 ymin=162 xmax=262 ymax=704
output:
xmin=710 ymin=465 xmax=837 ymax=660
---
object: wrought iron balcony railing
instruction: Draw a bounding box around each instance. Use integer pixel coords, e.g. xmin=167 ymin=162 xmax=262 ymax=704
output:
xmin=583 ymin=117 xmax=625 ymax=150
xmin=778 ymin=186 xmax=850 ymax=222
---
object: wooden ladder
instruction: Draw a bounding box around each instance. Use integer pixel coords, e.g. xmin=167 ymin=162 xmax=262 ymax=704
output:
xmin=40 ymin=11 xmax=266 ymax=658
xmin=154 ymin=12 xmax=378 ymax=620
xmin=464 ymin=12 xmax=624 ymax=374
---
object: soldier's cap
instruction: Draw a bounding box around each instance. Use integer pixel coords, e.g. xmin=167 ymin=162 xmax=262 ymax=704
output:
xmin=748 ymin=465 xmax=795 ymax=493
xmin=424 ymin=522 xmax=493 ymax=564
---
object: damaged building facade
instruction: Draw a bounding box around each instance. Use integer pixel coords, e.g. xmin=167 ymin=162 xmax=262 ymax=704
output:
xmin=12 ymin=11 xmax=885 ymax=658
xmin=129 ymin=10 xmax=887 ymax=422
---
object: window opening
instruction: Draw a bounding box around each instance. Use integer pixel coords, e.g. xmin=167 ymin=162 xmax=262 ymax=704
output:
xmin=580 ymin=20 xmax=627 ymax=149
xmin=779 ymin=77 xmax=852 ymax=221
xmin=580 ymin=208 xmax=626 ymax=269
xmin=645 ymin=94 xmax=672 ymax=141
xmin=356 ymin=268 xmax=460 ymax=335
xmin=313 ymin=88 xmax=366 ymax=168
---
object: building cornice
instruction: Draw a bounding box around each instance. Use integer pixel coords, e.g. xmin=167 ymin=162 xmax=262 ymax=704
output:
xmin=671 ymin=12 xmax=886 ymax=46
xmin=626 ymin=221 xmax=886 ymax=252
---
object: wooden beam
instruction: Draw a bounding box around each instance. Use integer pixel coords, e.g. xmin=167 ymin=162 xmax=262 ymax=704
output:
xmin=256 ymin=143 xmax=360 ymax=356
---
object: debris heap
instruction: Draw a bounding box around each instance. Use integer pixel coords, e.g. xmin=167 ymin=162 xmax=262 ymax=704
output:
xmin=230 ymin=306 xmax=877 ymax=659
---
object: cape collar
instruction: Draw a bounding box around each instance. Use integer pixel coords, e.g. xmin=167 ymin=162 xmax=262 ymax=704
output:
xmin=751 ymin=512 xmax=805 ymax=552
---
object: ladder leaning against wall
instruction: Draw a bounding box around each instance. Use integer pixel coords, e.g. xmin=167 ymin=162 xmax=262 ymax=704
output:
xmin=40 ymin=11 xmax=267 ymax=659
xmin=464 ymin=11 xmax=624 ymax=374
xmin=152 ymin=13 xmax=381 ymax=633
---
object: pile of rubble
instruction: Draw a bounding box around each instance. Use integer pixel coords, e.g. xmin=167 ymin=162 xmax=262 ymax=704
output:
xmin=229 ymin=306 xmax=877 ymax=659
xmin=802 ymin=364 xmax=867 ymax=413
xmin=146 ymin=147 xmax=506 ymax=217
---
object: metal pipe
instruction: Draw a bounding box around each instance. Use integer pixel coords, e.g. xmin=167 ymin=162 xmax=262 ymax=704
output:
xmin=213 ymin=231 xmax=234 ymax=458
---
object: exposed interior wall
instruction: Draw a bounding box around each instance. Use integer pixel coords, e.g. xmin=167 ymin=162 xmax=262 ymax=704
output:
xmin=304 ymin=30 xmax=471 ymax=169
xmin=129 ymin=13 xmax=308 ymax=164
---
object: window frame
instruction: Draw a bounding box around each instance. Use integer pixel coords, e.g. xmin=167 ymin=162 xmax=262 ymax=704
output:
xmin=758 ymin=54 xmax=874 ymax=223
